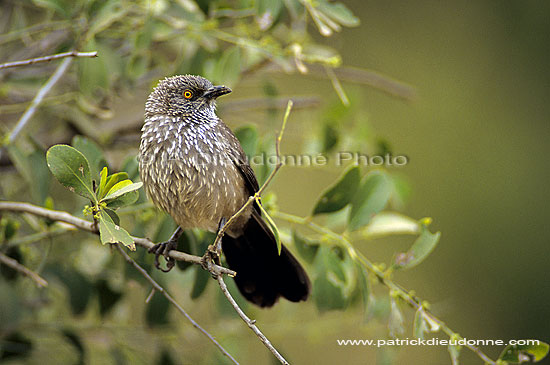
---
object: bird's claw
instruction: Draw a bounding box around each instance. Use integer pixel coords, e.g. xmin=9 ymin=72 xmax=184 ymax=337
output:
xmin=148 ymin=240 xmax=178 ymax=272
xmin=201 ymin=244 xmax=221 ymax=278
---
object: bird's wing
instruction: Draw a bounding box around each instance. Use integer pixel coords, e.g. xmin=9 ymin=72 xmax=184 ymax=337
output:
xmin=218 ymin=121 xmax=261 ymax=213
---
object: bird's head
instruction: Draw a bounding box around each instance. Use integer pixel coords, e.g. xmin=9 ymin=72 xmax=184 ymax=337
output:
xmin=145 ymin=75 xmax=231 ymax=118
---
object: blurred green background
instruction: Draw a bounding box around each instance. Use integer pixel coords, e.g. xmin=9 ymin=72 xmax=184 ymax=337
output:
xmin=1 ymin=0 xmax=549 ymax=364
xmin=264 ymin=1 xmax=550 ymax=362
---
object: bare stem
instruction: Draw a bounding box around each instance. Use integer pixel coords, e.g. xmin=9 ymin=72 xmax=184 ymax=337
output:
xmin=0 ymin=252 xmax=48 ymax=288
xmin=217 ymin=276 xmax=289 ymax=365
xmin=0 ymin=51 xmax=98 ymax=70
xmin=0 ymin=201 xmax=235 ymax=276
xmin=0 ymin=51 xmax=98 ymax=162
xmin=115 ymin=244 xmax=238 ymax=365
xmin=208 ymin=100 xmax=293 ymax=364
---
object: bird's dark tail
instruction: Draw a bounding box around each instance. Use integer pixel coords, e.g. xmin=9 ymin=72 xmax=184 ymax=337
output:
xmin=221 ymin=210 xmax=310 ymax=307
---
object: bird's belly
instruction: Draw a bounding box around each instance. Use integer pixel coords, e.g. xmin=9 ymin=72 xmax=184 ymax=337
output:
xmin=139 ymin=147 xmax=250 ymax=234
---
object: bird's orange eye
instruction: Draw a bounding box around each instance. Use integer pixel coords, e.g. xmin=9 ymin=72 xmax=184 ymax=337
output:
xmin=183 ymin=90 xmax=193 ymax=99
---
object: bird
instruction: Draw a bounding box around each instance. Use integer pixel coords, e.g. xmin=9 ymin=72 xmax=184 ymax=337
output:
xmin=138 ymin=75 xmax=310 ymax=307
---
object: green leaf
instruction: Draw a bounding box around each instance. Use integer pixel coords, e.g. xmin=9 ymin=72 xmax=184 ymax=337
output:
xmin=448 ymin=340 xmax=461 ymax=365
xmin=292 ymin=230 xmax=319 ymax=264
xmin=413 ymin=308 xmax=429 ymax=340
xmin=102 ymin=208 xmax=120 ymax=226
xmin=105 ymin=191 xmax=139 ymax=209
xmin=71 ymin=135 xmax=107 ymax=180
xmin=235 ymin=125 xmax=259 ymax=158
xmin=95 ymin=279 xmax=122 ymax=317
xmin=120 ymin=156 xmax=139 ymax=181
xmin=499 ymin=341 xmax=549 ymax=363
xmin=361 ymin=212 xmax=420 ymax=239
xmin=176 ymin=231 xmax=196 ymax=271
xmin=356 ymin=264 xmax=370 ymax=318
xmin=46 ymin=266 xmax=93 ymax=316
xmin=79 ymin=37 xmax=109 ymax=97
xmin=348 ymin=170 xmax=393 ymax=231
xmin=317 ymin=0 xmax=360 ymax=27
xmin=156 ymin=349 xmax=176 ymax=365
xmin=393 ymin=227 xmax=441 ymax=270
xmin=86 ymin=0 xmax=128 ymax=39
xmin=32 ymin=0 xmax=69 ymax=17
xmin=146 ymin=291 xmax=170 ymax=328
xmin=98 ymin=210 xmax=135 ymax=250
xmin=134 ymin=17 xmax=154 ymax=51
xmin=46 ymin=144 xmax=97 ymax=203
xmin=256 ymin=0 xmax=282 ymax=30
xmin=313 ymin=164 xmax=360 ymax=215
xmin=321 ymin=122 xmax=339 ymax=153
xmin=7 ymin=146 xmax=51 ymax=204
xmin=98 ymin=167 xmax=108 ymax=198
xmin=215 ymin=46 xmax=241 ymax=87
xmin=103 ymin=181 xmax=143 ymax=201
xmin=103 ymin=172 xmax=129 ymax=196
xmin=103 ymin=177 xmax=141 ymax=209
xmin=0 ymin=332 xmax=33 ymax=361
xmin=0 ymin=281 xmax=22 ymax=329
xmin=0 ymin=247 xmax=22 ymax=281
xmin=61 ymin=330 xmax=85 ymax=365
xmin=388 ymin=298 xmax=404 ymax=338
xmin=313 ymin=246 xmax=348 ymax=311
xmin=1 ymin=218 xmax=20 ymax=242
xmin=256 ymin=197 xmax=281 ymax=254
xmin=191 ymin=266 xmax=210 ymax=299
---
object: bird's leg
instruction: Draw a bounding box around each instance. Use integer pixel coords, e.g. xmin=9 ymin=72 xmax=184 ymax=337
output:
xmin=201 ymin=218 xmax=226 ymax=276
xmin=148 ymin=226 xmax=183 ymax=272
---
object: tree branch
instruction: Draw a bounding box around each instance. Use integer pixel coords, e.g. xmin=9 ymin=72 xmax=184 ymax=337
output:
xmin=217 ymin=275 xmax=288 ymax=365
xmin=0 ymin=201 xmax=235 ymax=276
xmin=0 ymin=51 xmax=98 ymax=70
xmin=115 ymin=244 xmax=238 ymax=365
xmin=207 ymin=100 xmax=293 ymax=365
xmin=0 ymin=251 xmax=48 ymax=288
xmin=0 ymin=51 xmax=98 ymax=162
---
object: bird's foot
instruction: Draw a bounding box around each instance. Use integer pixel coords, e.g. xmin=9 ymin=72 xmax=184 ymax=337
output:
xmin=148 ymin=239 xmax=178 ymax=272
xmin=201 ymin=244 xmax=221 ymax=278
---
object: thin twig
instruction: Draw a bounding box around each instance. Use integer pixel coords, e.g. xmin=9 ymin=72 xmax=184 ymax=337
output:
xmin=115 ymin=244 xmax=238 ymax=365
xmin=306 ymin=64 xmax=417 ymax=101
xmin=273 ymin=211 xmax=497 ymax=365
xmin=0 ymin=202 xmax=235 ymax=276
xmin=0 ymin=51 xmax=98 ymax=70
xmin=0 ymin=252 xmax=48 ymax=288
xmin=208 ymin=101 xmax=294 ymax=365
xmin=0 ymin=51 xmax=98 ymax=162
xmin=145 ymin=288 xmax=156 ymax=304
xmin=217 ymin=276 xmax=288 ymax=365
xmin=7 ymin=57 xmax=72 ymax=145
xmin=211 ymin=100 xmax=293 ymax=250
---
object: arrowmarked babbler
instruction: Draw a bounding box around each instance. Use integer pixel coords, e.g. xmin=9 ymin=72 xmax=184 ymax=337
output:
xmin=138 ymin=75 xmax=310 ymax=307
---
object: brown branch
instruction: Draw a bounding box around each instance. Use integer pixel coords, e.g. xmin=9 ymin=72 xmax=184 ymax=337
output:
xmin=207 ymin=101 xmax=293 ymax=365
xmin=217 ymin=276 xmax=288 ymax=364
xmin=0 ymin=201 xmax=235 ymax=276
xmin=0 ymin=51 xmax=98 ymax=70
xmin=306 ymin=64 xmax=417 ymax=101
xmin=115 ymin=244 xmax=238 ymax=365
xmin=0 ymin=252 xmax=48 ymax=288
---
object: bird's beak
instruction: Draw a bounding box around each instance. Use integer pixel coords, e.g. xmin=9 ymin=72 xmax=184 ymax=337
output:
xmin=203 ymin=85 xmax=232 ymax=99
